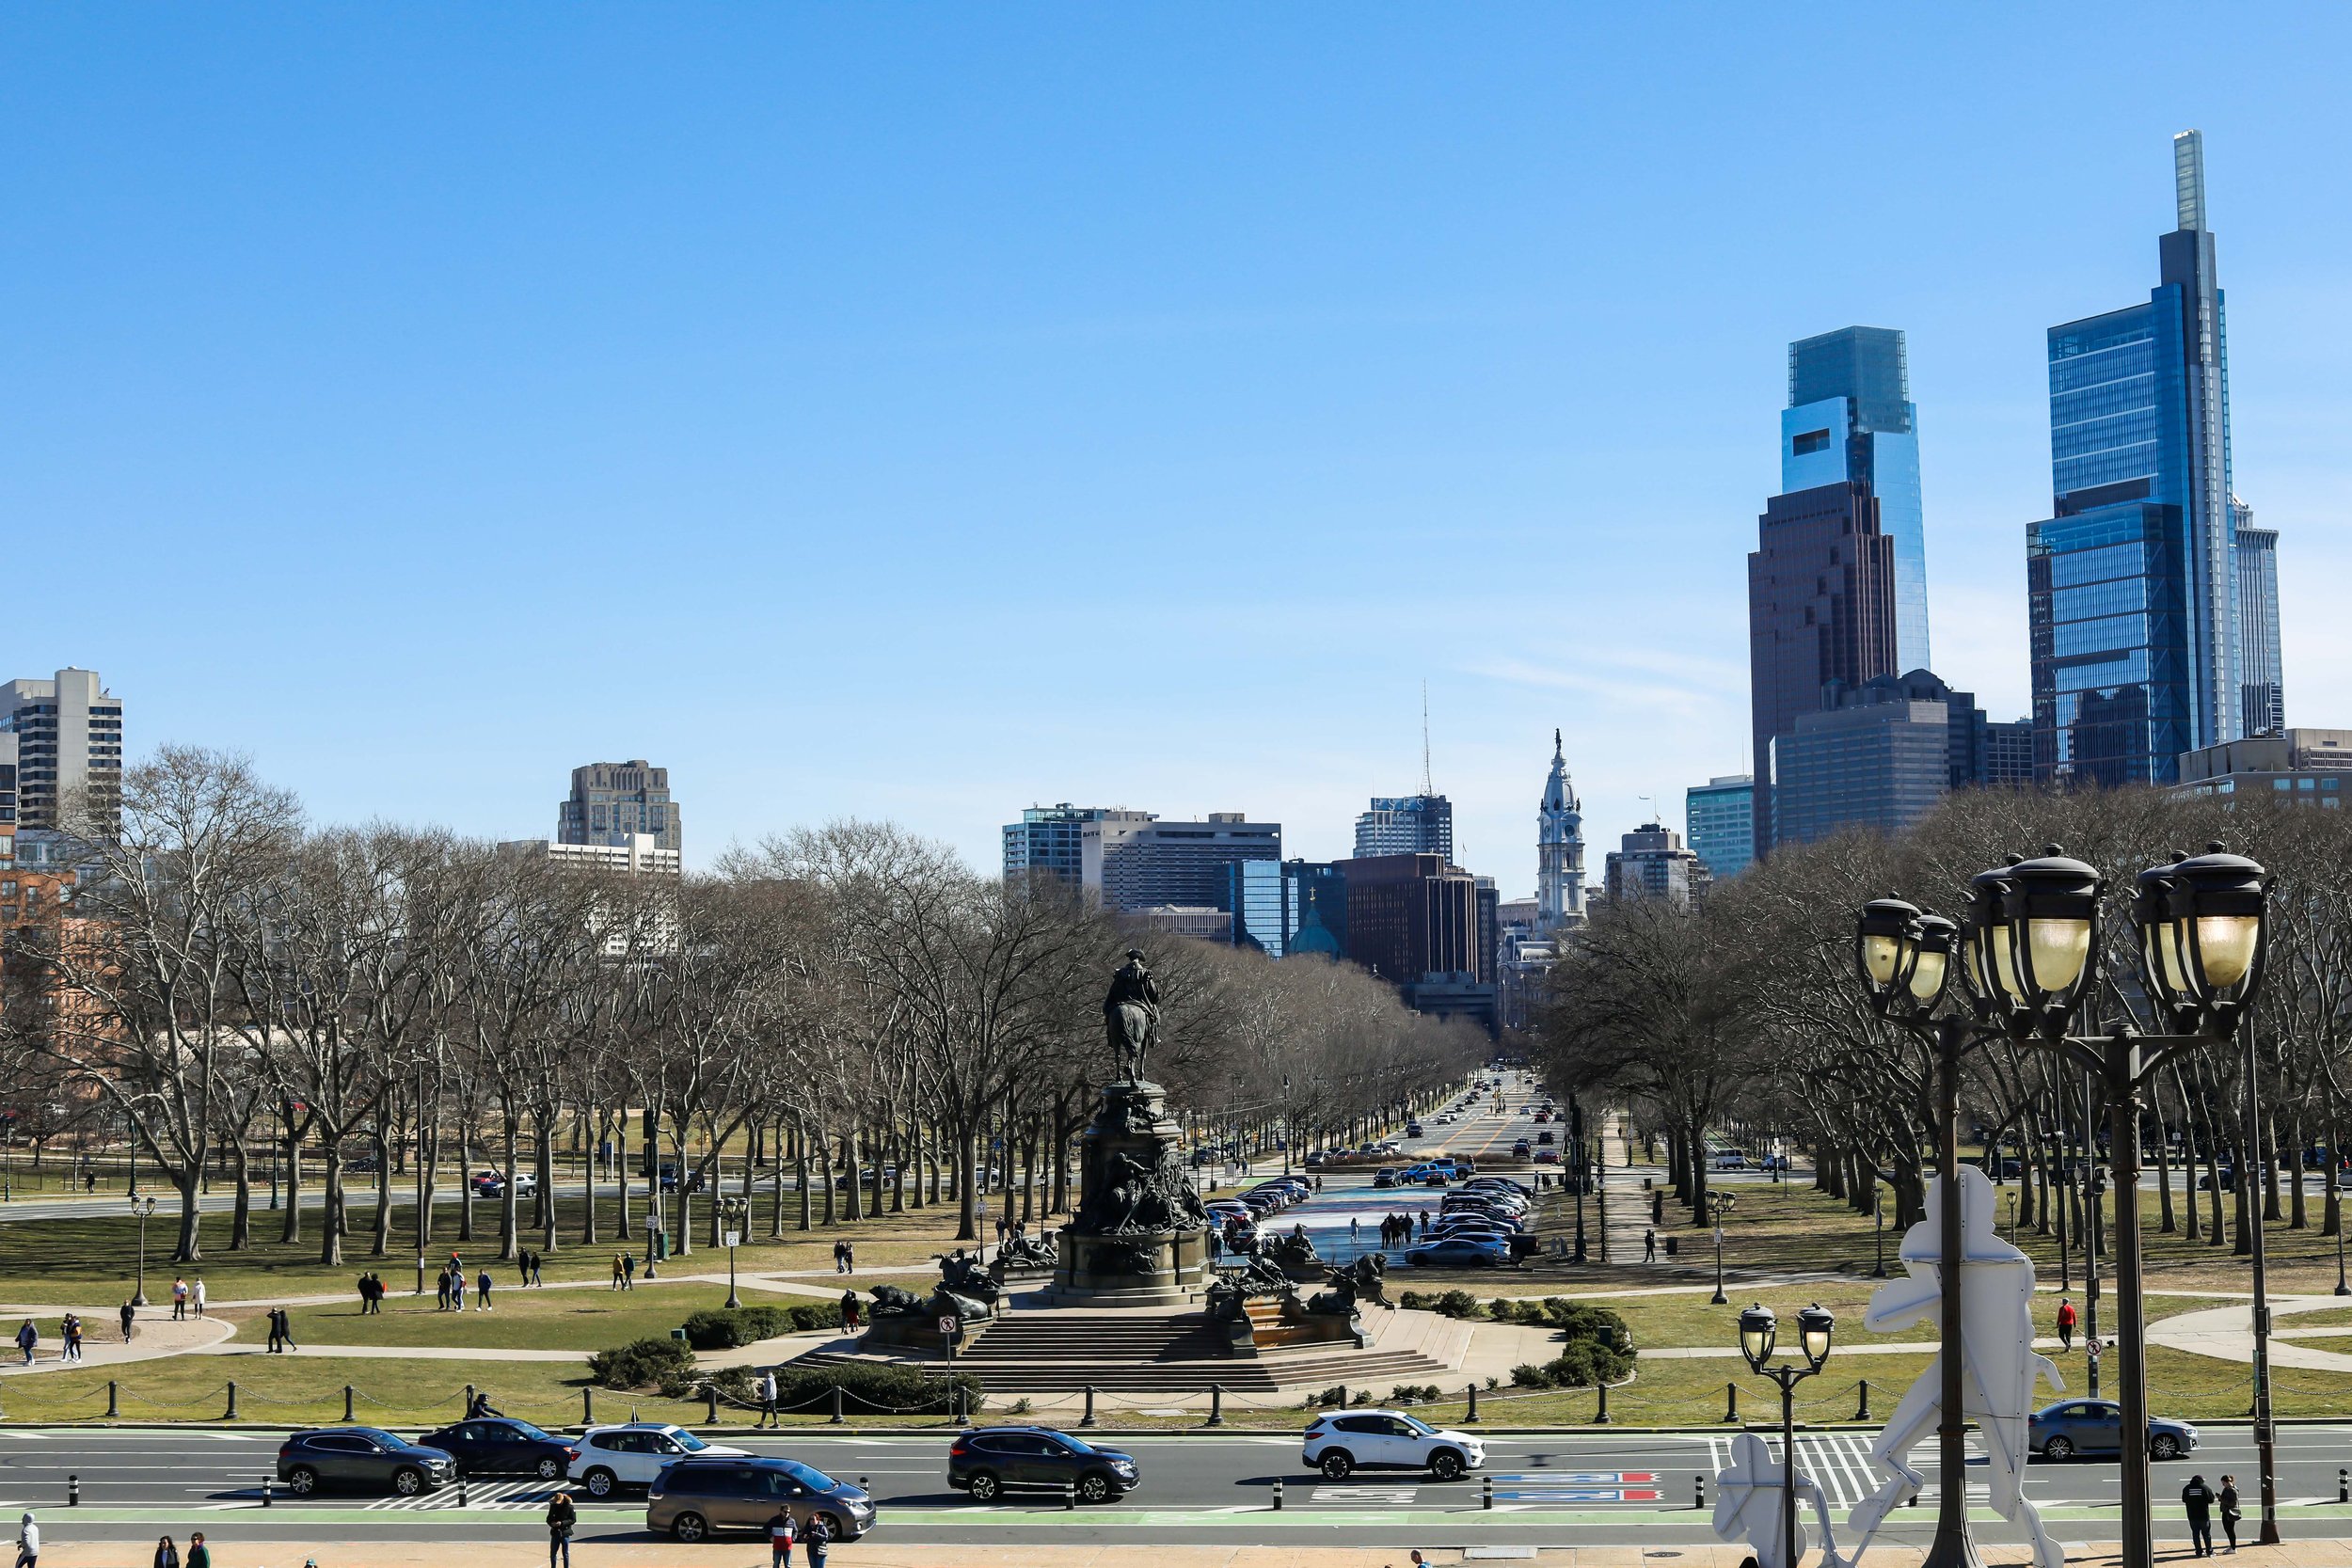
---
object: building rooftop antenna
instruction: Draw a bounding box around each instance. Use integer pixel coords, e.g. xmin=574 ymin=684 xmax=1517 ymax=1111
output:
xmin=1421 ymin=681 xmax=1434 ymax=797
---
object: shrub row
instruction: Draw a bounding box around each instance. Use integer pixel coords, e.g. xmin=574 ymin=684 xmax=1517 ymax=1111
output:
xmin=681 ymin=1302 xmax=845 ymax=1350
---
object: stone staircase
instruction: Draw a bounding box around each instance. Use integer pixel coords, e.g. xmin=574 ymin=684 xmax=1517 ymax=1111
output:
xmin=797 ymin=1301 xmax=1470 ymax=1394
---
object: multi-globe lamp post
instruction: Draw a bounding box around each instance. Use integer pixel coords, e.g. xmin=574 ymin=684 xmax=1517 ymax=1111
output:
xmin=1852 ymin=844 xmax=2269 ymax=1568
xmin=1738 ymin=1301 xmax=1835 ymax=1568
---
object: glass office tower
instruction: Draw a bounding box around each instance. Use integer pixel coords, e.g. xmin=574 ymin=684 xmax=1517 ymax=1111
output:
xmin=1784 ymin=326 xmax=1931 ymax=674
xmin=2029 ymin=132 xmax=2250 ymax=786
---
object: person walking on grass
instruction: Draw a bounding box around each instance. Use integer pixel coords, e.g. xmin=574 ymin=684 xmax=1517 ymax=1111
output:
xmin=59 ymin=1316 xmax=81 ymax=1365
xmin=622 ymin=1252 xmax=636 ymax=1291
xmin=278 ymin=1307 xmax=297 ymax=1352
xmin=2183 ymin=1474 xmax=2217 ymax=1558
xmin=612 ymin=1253 xmax=625 ymax=1290
xmin=190 ymin=1278 xmax=206 ymax=1319
xmin=766 ymin=1504 xmax=797 ymax=1568
xmin=477 ymin=1269 xmax=494 ymax=1311
xmin=2218 ymin=1475 xmax=2242 ymax=1553
xmin=531 ymin=1251 xmax=545 ymax=1287
xmin=545 ymin=1486 xmax=577 ymax=1568
xmin=15 ymin=1321 xmax=37 ymax=1366
xmin=2056 ymin=1297 xmax=2077 ymax=1352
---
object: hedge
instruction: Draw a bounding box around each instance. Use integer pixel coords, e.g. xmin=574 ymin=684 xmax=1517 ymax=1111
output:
xmin=588 ymin=1337 xmax=697 ymax=1392
xmin=712 ymin=1360 xmax=983 ymax=1416
xmin=681 ymin=1302 xmax=845 ymax=1350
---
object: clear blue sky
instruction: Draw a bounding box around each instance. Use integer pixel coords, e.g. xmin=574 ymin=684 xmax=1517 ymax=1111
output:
xmin=8 ymin=7 xmax=2349 ymax=890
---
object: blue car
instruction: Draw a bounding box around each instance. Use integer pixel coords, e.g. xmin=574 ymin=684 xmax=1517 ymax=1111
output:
xmin=2028 ymin=1400 xmax=2199 ymax=1461
xmin=1405 ymin=1236 xmax=1511 ymax=1268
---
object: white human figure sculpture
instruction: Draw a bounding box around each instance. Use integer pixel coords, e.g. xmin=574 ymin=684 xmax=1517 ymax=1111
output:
xmin=1712 ymin=1429 xmax=1849 ymax=1568
xmin=1846 ymin=1166 xmax=2063 ymax=1568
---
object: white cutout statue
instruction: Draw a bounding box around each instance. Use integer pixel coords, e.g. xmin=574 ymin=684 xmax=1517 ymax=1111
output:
xmin=1713 ymin=1430 xmax=1850 ymax=1568
xmin=1845 ymin=1166 xmax=2063 ymax=1568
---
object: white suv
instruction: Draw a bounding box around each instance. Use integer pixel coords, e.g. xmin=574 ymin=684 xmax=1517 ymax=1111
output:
xmin=570 ymin=1423 xmax=747 ymax=1497
xmin=1301 ymin=1410 xmax=1485 ymax=1481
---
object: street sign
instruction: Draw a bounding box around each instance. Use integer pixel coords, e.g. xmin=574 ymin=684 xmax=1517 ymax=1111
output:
xmin=936 ymin=1314 xmax=957 ymax=1337
xmin=723 ymin=1231 xmax=740 ymax=1249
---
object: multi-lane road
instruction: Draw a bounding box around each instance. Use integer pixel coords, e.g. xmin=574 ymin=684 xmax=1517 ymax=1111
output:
xmin=4 ymin=1425 xmax=2350 ymax=1546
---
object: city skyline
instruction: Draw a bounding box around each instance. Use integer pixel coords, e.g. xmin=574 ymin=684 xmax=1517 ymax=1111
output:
xmin=8 ymin=11 xmax=2348 ymax=889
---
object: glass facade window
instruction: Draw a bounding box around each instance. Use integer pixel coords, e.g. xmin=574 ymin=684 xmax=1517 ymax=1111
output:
xmin=1684 ymin=776 xmax=1755 ymax=880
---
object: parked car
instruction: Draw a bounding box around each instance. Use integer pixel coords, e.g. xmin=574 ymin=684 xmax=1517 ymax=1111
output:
xmin=948 ymin=1425 xmax=1139 ymax=1503
xmin=2028 ymin=1399 xmax=2199 ymax=1460
xmin=1373 ymin=1168 xmax=1402 ymax=1189
xmin=1405 ymin=1236 xmax=1512 ymax=1268
xmin=646 ymin=1455 xmax=876 ymax=1543
xmin=1304 ymin=1151 xmax=1329 ymax=1169
xmin=415 ymin=1418 xmax=579 ymax=1480
xmin=278 ymin=1427 xmax=457 ymax=1497
xmin=1301 ymin=1409 xmax=1486 ymax=1481
xmin=570 ymin=1423 xmax=749 ymax=1498
xmin=1465 ymin=1177 xmax=1531 ymax=1200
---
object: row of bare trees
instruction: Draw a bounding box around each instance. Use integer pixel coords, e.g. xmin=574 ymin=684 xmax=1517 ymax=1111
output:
xmin=1536 ymin=785 xmax=2352 ymax=1248
xmin=0 ymin=748 xmax=1484 ymax=1265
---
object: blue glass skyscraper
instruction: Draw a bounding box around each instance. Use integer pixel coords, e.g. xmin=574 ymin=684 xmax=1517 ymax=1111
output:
xmin=2028 ymin=132 xmax=2260 ymax=785
xmin=1782 ymin=326 xmax=1931 ymax=673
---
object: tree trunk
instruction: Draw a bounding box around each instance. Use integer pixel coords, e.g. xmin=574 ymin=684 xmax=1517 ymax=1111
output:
xmin=372 ymin=1117 xmax=393 ymax=1257
xmin=317 ymin=1152 xmax=345 ymax=1266
xmin=280 ymin=1124 xmax=304 ymax=1244
xmin=172 ymin=1166 xmax=204 ymax=1262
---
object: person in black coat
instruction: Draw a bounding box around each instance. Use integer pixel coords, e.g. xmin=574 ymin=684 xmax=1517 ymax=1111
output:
xmin=2182 ymin=1474 xmax=2217 ymax=1557
xmin=2217 ymin=1475 xmax=2242 ymax=1553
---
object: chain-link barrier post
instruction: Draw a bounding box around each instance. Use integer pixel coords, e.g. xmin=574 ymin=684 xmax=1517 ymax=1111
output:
xmin=225 ymin=1381 xmax=238 ymax=1420
xmin=1722 ymin=1381 xmax=1738 ymax=1423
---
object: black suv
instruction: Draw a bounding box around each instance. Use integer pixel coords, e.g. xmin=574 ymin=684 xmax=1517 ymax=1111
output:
xmin=415 ymin=1417 xmax=580 ymax=1479
xmin=948 ymin=1426 xmax=1139 ymax=1503
xmin=278 ymin=1427 xmax=456 ymax=1497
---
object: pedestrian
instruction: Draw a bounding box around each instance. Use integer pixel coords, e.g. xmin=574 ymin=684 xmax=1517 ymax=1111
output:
xmin=545 ymin=1486 xmax=578 ymax=1568
xmin=622 ymin=1252 xmax=636 ymax=1290
xmin=119 ymin=1302 xmax=135 ymax=1342
xmin=2056 ymin=1297 xmax=2077 ymax=1351
xmin=840 ymin=1291 xmax=861 ymax=1331
xmin=60 ymin=1316 xmax=81 ymax=1365
xmin=278 ymin=1307 xmax=297 ymax=1352
xmin=357 ymin=1274 xmax=373 ymax=1312
xmin=14 ymin=1321 xmax=36 ymax=1366
xmin=833 ymin=1239 xmax=849 ymax=1275
xmin=843 ymin=1241 xmax=855 ymax=1274
xmin=190 ymin=1278 xmax=206 ymax=1319
xmin=2183 ymin=1473 xmax=2217 ymax=1558
xmin=531 ymin=1252 xmax=544 ymax=1287
xmin=519 ymin=1251 xmax=532 ymax=1287
xmin=1349 ymin=1215 xmax=1360 ymax=1244
xmin=171 ymin=1276 xmax=188 ymax=1322
xmin=477 ymin=1268 xmax=494 ymax=1311
xmin=612 ymin=1253 xmax=625 ymax=1291
xmin=452 ymin=1270 xmax=468 ymax=1310
xmin=369 ymin=1273 xmax=384 ymax=1313
xmin=767 ymin=1504 xmax=797 ymax=1567
xmin=1644 ymin=1227 xmax=1658 ymax=1262
xmin=801 ymin=1506 xmax=831 ymax=1568
xmin=755 ymin=1368 xmax=780 ymax=1429
xmin=2218 ymin=1475 xmax=2242 ymax=1553
xmin=151 ymin=1534 xmax=180 ymax=1568
xmin=14 ymin=1510 xmax=36 ymax=1568
xmin=263 ymin=1308 xmax=281 ymax=1354
xmin=185 ymin=1533 xmax=209 ymax=1568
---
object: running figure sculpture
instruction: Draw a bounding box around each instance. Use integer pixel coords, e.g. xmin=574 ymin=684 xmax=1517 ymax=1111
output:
xmin=1712 ymin=1430 xmax=1848 ymax=1568
xmin=1103 ymin=948 xmax=1160 ymax=1083
xmin=1845 ymin=1165 xmax=2063 ymax=1568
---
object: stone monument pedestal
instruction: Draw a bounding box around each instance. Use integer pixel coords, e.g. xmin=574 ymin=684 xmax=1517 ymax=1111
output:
xmin=1038 ymin=1078 xmax=1209 ymax=1308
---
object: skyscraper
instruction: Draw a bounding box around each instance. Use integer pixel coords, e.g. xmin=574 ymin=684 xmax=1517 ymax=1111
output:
xmin=1685 ymin=775 xmax=1755 ymax=880
xmin=1602 ymin=822 xmax=1710 ymax=910
xmin=1352 ymin=795 xmax=1454 ymax=860
xmin=2029 ymin=131 xmax=2263 ymax=785
xmin=1786 ymin=326 xmax=1931 ymax=673
xmin=2234 ymin=510 xmax=2284 ymax=736
xmin=1534 ymin=731 xmax=1585 ymax=933
xmin=1 ymin=669 xmax=125 ymax=832
xmin=1747 ymin=481 xmax=1899 ymax=857
xmin=557 ymin=761 xmax=681 ymax=853
xmin=1003 ymin=803 xmax=1112 ymax=883
xmin=1082 ymin=812 xmax=1281 ymax=915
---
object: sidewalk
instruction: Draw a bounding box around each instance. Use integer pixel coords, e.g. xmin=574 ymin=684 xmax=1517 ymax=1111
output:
xmin=24 ymin=1542 xmax=2352 ymax=1568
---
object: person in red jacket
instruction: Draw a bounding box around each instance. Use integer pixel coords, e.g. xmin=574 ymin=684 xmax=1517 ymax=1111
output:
xmin=2056 ymin=1297 xmax=2077 ymax=1352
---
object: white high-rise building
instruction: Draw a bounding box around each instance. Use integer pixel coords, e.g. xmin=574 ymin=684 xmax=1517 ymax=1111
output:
xmin=1535 ymin=730 xmax=1586 ymax=934
xmin=1 ymin=669 xmax=125 ymax=832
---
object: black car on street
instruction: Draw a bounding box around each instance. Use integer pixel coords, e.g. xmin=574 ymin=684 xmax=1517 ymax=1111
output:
xmin=947 ymin=1426 xmax=1139 ymax=1503
xmin=278 ymin=1427 xmax=457 ymax=1497
xmin=415 ymin=1417 xmax=580 ymax=1479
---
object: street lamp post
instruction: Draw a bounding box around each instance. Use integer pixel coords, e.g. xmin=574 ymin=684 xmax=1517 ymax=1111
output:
xmin=1851 ymin=844 xmax=2271 ymax=1568
xmin=129 ymin=1195 xmax=157 ymax=1307
xmin=717 ymin=1196 xmax=746 ymax=1309
xmin=1869 ymin=1184 xmax=1887 ymax=1278
xmin=1571 ymin=1094 xmax=1589 ymax=1264
xmin=1707 ymin=1190 xmax=1736 ymax=1305
xmin=1739 ymin=1302 xmax=1836 ymax=1568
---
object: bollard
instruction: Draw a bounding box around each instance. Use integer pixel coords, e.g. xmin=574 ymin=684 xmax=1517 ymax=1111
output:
xmin=1596 ymin=1379 xmax=1612 ymax=1425
xmin=1064 ymin=1479 xmax=1076 ymax=1511
xmin=830 ymin=1385 xmax=845 ymax=1425
xmin=583 ymin=1386 xmax=595 ymax=1426
xmin=105 ymin=1381 xmax=119 ymax=1419
xmin=1273 ymin=1476 xmax=1284 ymax=1512
xmin=1465 ymin=1383 xmax=1480 ymax=1424
xmin=1723 ymin=1381 xmax=1738 ymax=1423
xmin=1854 ymin=1380 xmax=1870 ymax=1422
xmin=1207 ymin=1384 xmax=1225 ymax=1427
xmin=68 ymin=1474 xmax=79 ymax=1508
xmin=1694 ymin=1474 xmax=1706 ymax=1511
xmin=344 ymin=1385 xmax=356 ymax=1422
xmin=225 ymin=1381 xmax=239 ymax=1420
xmin=460 ymin=1471 xmax=471 ymax=1508
xmin=1080 ymin=1385 xmax=1098 ymax=1428
xmin=1338 ymin=1384 xmax=1348 ymax=1408
xmin=262 ymin=1476 xmax=273 ymax=1508
xmin=1483 ymin=1473 xmax=1494 ymax=1511
xmin=2340 ymin=1468 xmax=2348 ymax=1504
xmin=706 ymin=1385 xmax=719 ymax=1424
xmin=464 ymin=1384 xmax=476 ymax=1417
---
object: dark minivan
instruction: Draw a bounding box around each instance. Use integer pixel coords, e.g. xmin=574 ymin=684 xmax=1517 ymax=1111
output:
xmin=278 ymin=1427 xmax=457 ymax=1496
xmin=646 ymin=1455 xmax=876 ymax=1543
xmin=948 ymin=1426 xmax=1140 ymax=1503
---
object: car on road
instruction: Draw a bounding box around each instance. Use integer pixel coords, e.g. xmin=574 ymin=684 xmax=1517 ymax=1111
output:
xmin=2028 ymin=1400 xmax=2199 ymax=1461
xmin=646 ymin=1454 xmax=876 ymax=1543
xmin=1405 ymin=1235 xmax=1512 ymax=1268
xmin=948 ymin=1425 xmax=1140 ymax=1503
xmin=1373 ymin=1167 xmax=1402 ymax=1188
xmin=1405 ymin=1121 xmax=1424 ymax=1137
xmin=1304 ymin=1151 xmax=1329 ymax=1169
xmin=1302 ymin=1409 xmax=1486 ymax=1481
xmin=1511 ymin=1138 xmax=1532 ymax=1158
xmin=1708 ymin=1149 xmax=1749 ymax=1171
xmin=1535 ymin=1131 xmax=1556 ymax=1146
xmin=571 ymin=1422 xmax=749 ymax=1498
xmin=415 ymin=1418 xmax=580 ymax=1479
xmin=278 ymin=1427 xmax=457 ymax=1497
xmin=469 ymin=1169 xmax=539 ymax=1198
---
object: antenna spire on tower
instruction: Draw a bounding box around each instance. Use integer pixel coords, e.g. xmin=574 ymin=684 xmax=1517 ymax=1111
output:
xmin=1421 ymin=681 xmax=1433 ymax=796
